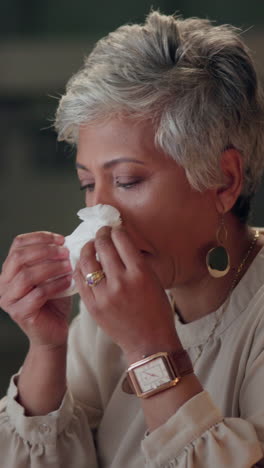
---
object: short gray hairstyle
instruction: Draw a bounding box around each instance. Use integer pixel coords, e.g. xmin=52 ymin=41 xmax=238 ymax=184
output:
xmin=55 ymin=11 xmax=264 ymax=220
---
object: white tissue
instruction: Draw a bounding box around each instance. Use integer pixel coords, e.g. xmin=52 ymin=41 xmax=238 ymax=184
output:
xmin=52 ymin=204 xmax=121 ymax=297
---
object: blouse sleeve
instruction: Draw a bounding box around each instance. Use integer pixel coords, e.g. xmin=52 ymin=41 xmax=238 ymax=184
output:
xmin=141 ymin=390 xmax=263 ymax=467
xmin=141 ymin=311 xmax=264 ymax=468
xmin=0 ymin=301 xmax=105 ymax=468
xmin=0 ymin=374 xmax=99 ymax=468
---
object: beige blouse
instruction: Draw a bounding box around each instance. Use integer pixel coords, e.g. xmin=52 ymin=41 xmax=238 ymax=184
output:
xmin=1 ymin=245 xmax=264 ymax=467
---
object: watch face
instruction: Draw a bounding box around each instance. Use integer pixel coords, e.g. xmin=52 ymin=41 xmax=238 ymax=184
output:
xmin=133 ymin=357 xmax=172 ymax=392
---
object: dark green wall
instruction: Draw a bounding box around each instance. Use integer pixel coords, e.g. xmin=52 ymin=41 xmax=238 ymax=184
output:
xmin=1 ymin=0 xmax=263 ymax=38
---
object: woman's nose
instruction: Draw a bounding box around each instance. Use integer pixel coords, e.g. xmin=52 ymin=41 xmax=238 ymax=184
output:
xmin=86 ymin=186 xmax=114 ymax=207
xmin=87 ymin=188 xmax=124 ymax=223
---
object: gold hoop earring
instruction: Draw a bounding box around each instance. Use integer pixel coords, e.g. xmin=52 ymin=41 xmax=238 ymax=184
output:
xmin=206 ymin=217 xmax=230 ymax=278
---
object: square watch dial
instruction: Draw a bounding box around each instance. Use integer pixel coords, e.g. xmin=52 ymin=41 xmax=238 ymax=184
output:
xmin=133 ymin=357 xmax=172 ymax=392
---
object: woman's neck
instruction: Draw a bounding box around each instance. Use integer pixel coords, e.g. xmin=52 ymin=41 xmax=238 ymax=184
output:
xmin=170 ymin=220 xmax=263 ymax=324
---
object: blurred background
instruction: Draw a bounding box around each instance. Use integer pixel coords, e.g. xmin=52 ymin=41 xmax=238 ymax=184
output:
xmin=0 ymin=0 xmax=264 ymax=397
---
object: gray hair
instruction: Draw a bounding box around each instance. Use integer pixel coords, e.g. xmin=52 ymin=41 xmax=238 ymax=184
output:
xmin=55 ymin=11 xmax=264 ymax=217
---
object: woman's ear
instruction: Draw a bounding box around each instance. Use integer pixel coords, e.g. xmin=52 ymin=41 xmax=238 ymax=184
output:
xmin=215 ymin=149 xmax=243 ymax=214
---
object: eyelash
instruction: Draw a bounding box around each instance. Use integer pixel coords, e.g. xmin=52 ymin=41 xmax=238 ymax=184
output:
xmin=80 ymin=183 xmax=95 ymax=192
xmin=79 ymin=179 xmax=142 ymax=192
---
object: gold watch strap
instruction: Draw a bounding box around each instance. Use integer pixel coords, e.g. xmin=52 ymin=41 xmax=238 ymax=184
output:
xmin=122 ymin=349 xmax=193 ymax=395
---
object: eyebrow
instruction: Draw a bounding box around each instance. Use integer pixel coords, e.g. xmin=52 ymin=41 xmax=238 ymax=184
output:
xmin=76 ymin=158 xmax=145 ymax=171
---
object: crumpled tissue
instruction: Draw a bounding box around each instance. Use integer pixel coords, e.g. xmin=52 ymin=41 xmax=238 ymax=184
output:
xmin=52 ymin=204 xmax=121 ymax=297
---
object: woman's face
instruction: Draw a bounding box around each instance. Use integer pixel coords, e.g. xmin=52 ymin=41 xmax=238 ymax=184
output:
xmin=76 ymin=117 xmax=218 ymax=289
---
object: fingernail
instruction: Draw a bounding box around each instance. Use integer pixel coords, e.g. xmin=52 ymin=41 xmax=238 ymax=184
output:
xmin=58 ymin=247 xmax=70 ymax=258
xmin=54 ymin=234 xmax=65 ymax=244
xmin=97 ymin=225 xmax=111 ymax=235
xmin=62 ymin=260 xmax=73 ymax=271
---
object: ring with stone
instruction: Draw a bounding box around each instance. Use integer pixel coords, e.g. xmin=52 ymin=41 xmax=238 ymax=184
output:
xmin=85 ymin=270 xmax=105 ymax=287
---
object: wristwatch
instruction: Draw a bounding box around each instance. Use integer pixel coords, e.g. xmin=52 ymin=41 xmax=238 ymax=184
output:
xmin=122 ymin=350 xmax=193 ymax=398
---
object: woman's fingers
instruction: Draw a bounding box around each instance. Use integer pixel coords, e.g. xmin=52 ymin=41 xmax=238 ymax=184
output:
xmin=76 ymin=240 xmax=105 ymax=294
xmin=5 ymin=274 xmax=73 ymax=318
xmin=2 ymin=244 xmax=70 ymax=282
xmin=9 ymin=232 xmax=65 ymax=254
xmin=2 ymin=231 xmax=66 ymax=281
xmin=0 ymin=231 xmax=74 ymax=348
xmin=94 ymin=226 xmax=125 ymax=275
xmin=0 ymin=231 xmax=68 ymax=300
xmin=111 ymin=226 xmax=142 ymax=263
xmin=79 ymin=240 xmax=103 ymax=276
xmin=3 ymin=259 xmax=73 ymax=304
xmin=78 ymin=226 xmax=144 ymax=287
xmin=74 ymin=243 xmax=99 ymax=310
xmin=104 ymin=225 xmax=144 ymax=277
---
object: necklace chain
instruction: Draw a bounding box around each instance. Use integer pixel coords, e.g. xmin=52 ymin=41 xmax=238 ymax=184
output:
xmin=173 ymin=229 xmax=260 ymax=368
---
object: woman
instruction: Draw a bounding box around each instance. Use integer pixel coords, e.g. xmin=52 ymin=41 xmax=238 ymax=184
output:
xmin=1 ymin=10 xmax=264 ymax=467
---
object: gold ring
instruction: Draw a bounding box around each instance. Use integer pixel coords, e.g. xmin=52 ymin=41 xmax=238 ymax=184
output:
xmin=85 ymin=270 xmax=105 ymax=287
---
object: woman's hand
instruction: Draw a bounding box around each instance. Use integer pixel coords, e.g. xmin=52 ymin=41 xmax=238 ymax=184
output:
xmin=74 ymin=225 xmax=181 ymax=362
xmin=0 ymin=231 xmax=73 ymax=349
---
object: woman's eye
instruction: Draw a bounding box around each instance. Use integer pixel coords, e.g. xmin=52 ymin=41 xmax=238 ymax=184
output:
xmin=80 ymin=183 xmax=95 ymax=192
xmin=115 ymin=178 xmax=142 ymax=189
xmin=79 ymin=178 xmax=143 ymax=192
